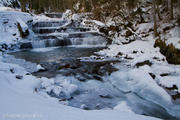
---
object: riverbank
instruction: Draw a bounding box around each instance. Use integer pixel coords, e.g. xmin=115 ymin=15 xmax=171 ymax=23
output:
xmin=0 ymin=7 xmax=163 ymax=120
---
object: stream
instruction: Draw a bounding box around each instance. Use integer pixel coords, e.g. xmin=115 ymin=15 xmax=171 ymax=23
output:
xmin=8 ymin=46 xmax=179 ymax=120
xmin=6 ymin=13 xmax=180 ymax=120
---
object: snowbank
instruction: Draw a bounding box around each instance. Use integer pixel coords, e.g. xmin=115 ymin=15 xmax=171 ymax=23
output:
xmin=0 ymin=9 xmax=32 ymax=44
xmin=0 ymin=59 xmax=160 ymax=120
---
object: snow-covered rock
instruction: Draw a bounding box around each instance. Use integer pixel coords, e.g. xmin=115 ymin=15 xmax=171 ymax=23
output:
xmin=0 ymin=58 xmax=160 ymax=120
xmin=0 ymin=9 xmax=32 ymax=44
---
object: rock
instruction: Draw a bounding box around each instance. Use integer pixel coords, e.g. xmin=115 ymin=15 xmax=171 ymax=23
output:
xmin=133 ymin=51 xmax=138 ymax=54
xmin=93 ymin=75 xmax=103 ymax=81
xmin=99 ymin=94 xmax=112 ymax=99
xmin=10 ymin=68 xmax=15 ymax=73
xmin=166 ymin=85 xmax=178 ymax=91
xmin=99 ymin=27 xmax=109 ymax=35
xmin=17 ymin=22 xmax=29 ymax=38
xmin=37 ymin=64 xmax=47 ymax=72
xmin=20 ymin=42 xmax=32 ymax=49
xmin=124 ymin=55 xmax=134 ymax=60
xmin=172 ymin=93 xmax=180 ymax=100
xmin=125 ymin=30 xmax=133 ymax=37
xmin=59 ymin=64 xmax=71 ymax=69
xmin=149 ymin=73 xmax=156 ymax=79
xmin=80 ymin=104 xmax=90 ymax=110
xmin=117 ymin=52 xmax=123 ymax=56
xmin=160 ymin=73 xmax=169 ymax=77
xmin=26 ymin=73 xmax=31 ymax=75
xmin=16 ymin=75 xmax=23 ymax=79
xmin=136 ymin=60 xmax=152 ymax=68
xmin=154 ymin=39 xmax=180 ymax=64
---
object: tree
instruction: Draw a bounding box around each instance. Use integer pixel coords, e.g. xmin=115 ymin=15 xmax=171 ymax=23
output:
xmin=153 ymin=0 xmax=158 ymax=37
xmin=170 ymin=0 xmax=174 ymax=19
xmin=19 ymin=0 xmax=27 ymax=12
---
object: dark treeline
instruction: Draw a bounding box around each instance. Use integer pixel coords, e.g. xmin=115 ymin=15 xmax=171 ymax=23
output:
xmin=19 ymin=0 xmax=139 ymax=13
xmin=19 ymin=0 xmax=180 ymax=37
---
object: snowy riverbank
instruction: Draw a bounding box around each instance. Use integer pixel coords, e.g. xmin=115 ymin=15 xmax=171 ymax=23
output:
xmin=0 ymin=7 xmax=163 ymax=120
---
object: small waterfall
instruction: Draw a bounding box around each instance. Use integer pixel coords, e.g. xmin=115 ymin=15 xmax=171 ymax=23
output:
xmin=70 ymin=36 xmax=106 ymax=47
xmin=29 ymin=13 xmax=107 ymax=48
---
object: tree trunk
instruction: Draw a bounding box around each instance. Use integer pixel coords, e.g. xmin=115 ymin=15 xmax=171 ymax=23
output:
xmin=153 ymin=0 xmax=158 ymax=37
xmin=20 ymin=0 xmax=26 ymax=12
xmin=178 ymin=0 xmax=180 ymax=13
xmin=170 ymin=0 xmax=174 ymax=19
xmin=156 ymin=1 xmax=161 ymax=20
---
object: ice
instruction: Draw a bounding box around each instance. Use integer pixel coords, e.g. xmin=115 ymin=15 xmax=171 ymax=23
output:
xmin=114 ymin=101 xmax=135 ymax=114
xmin=31 ymin=47 xmax=58 ymax=52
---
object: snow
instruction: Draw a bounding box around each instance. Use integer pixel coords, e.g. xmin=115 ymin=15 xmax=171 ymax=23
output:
xmin=0 ymin=4 xmax=179 ymax=120
xmin=17 ymin=18 xmax=28 ymax=32
xmin=165 ymin=26 xmax=180 ymax=49
xmin=33 ymin=14 xmax=61 ymax=22
xmin=40 ymin=76 xmax=78 ymax=99
xmin=0 ymin=0 xmax=17 ymax=7
xmin=0 ymin=59 xmax=160 ymax=120
xmin=95 ymin=17 xmax=180 ymax=118
xmin=0 ymin=6 xmax=13 ymax=11
xmin=62 ymin=9 xmax=73 ymax=20
xmin=0 ymin=8 xmax=32 ymax=44
xmin=37 ymin=64 xmax=45 ymax=71
xmin=114 ymin=101 xmax=135 ymax=114
xmin=108 ymin=68 xmax=172 ymax=105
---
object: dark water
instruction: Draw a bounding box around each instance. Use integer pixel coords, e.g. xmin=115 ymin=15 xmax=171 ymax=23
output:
xmin=10 ymin=47 xmax=104 ymax=64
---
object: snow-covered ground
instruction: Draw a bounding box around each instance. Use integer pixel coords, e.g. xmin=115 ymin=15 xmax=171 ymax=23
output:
xmin=0 ymin=0 xmax=18 ymax=7
xmin=0 ymin=7 xmax=162 ymax=120
xmin=0 ymin=58 xmax=161 ymax=120
xmin=0 ymin=8 xmax=32 ymax=44
xmin=97 ymin=22 xmax=180 ymax=96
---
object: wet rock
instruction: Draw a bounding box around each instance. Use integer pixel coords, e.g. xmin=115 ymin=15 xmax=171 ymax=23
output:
xmin=149 ymin=73 xmax=156 ymax=79
xmin=160 ymin=73 xmax=170 ymax=77
xmin=16 ymin=75 xmax=23 ymax=79
xmin=99 ymin=94 xmax=112 ymax=99
xmin=20 ymin=42 xmax=32 ymax=49
xmin=93 ymin=75 xmax=103 ymax=81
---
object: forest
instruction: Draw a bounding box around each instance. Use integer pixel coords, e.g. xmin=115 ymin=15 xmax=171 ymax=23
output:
xmin=18 ymin=0 xmax=180 ymax=36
